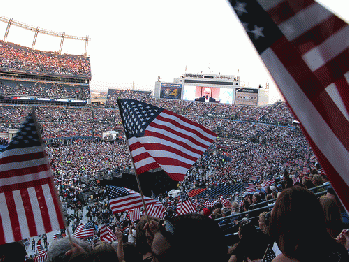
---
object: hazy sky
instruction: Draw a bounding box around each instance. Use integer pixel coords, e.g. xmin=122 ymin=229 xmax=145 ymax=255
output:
xmin=0 ymin=0 xmax=348 ymax=103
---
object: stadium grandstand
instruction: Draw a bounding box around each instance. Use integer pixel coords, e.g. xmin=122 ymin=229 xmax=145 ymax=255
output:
xmin=0 ymin=16 xmax=348 ymax=262
xmin=0 ymin=17 xmax=91 ymax=105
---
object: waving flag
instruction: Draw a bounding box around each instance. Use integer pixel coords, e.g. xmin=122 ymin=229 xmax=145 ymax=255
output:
xmin=34 ymin=251 xmax=47 ymax=262
xmin=0 ymin=111 xmax=65 ymax=245
xmin=73 ymin=222 xmax=94 ymax=238
xmin=147 ymin=204 xmax=166 ymax=219
xmin=117 ymin=99 xmax=216 ymax=181
xmin=107 ymin=185 xmax=162 ymax=213
xmin=177 ymin=192 xmax=196 ymax=215
xmin=100 ymin=225 xmax=117 ymax=242
xmin=228 ymin=0 xmax=349 ymax=212
xmin=128 ymin=208 xmax=141 ymax=222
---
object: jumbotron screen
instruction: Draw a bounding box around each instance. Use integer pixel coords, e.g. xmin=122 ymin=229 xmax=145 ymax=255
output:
xmin=160 ymin=83 xmax=182 ymax=99
xmin=182 ymin=85 xmax=235 ymax=104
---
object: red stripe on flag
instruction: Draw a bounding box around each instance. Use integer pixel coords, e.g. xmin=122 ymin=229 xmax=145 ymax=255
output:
xmin=4 ymin=191 xmax=21 ymax=241
xmin=132 ymin=141 xmax=198 ymax=162
xmin=0 ymin=151 xmax=46 ymax=165
xmin=0 ymin=164 xmax=50 ymax=179
xmin=47 ymin=179 xmax=65 ymax=229
xmin=162 ymin=110 xmax=217 ymax=138
xmin=268 ymin=0 xmax=314 ymax=25
xmin=20 ymin=188 xmax=37 ymax=237
xmin=147 ymin=124 xmax=210 ymax=152
xmin=0 ymin=177 xmax=53 ymax=194
xmin=334 ymin=76 xmax=349 ymax=115
xmin=34 ymin=185 xmax=52 ymax=233
xmin=152 ymin=157 xmax=192 ymax=169
xmin=135 ymin=162 xmax=161 ymax=175
xmin=0 ymin=213 xmax=5 ymax=244
xmin=292 ymin=15 xmax=347 ymax=55
xmin=271 ymin=37 xmax=349 ymax=151
xmin=314 ymin=49 xmax=349 ymax=88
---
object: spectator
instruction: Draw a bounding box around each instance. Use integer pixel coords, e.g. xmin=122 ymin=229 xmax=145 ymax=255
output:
xmin=145 ymin=214 xmax=227 ymax=262
xmin=269 ymin=186 xmax=349 ymax=261
xmin=320 ymin=197 xmax=343 ymax=239
xmin=47 ymin=237 xmax=91 ymax=262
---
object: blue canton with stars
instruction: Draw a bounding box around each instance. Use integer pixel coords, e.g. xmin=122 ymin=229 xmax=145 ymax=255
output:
xmin=106 ymin=185 xmax=130 ymax=199
xmin=228 ymin=0 xmax=283 ymax=54
xmin=117 ymin=99 xmax=164 ymax=139
xmin=6 ymin=112 xmax=42 ymax=150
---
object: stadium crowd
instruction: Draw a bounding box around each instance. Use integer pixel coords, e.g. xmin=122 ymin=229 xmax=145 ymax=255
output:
xmin=0 ymin=79 xmax=90 ymax=100
xmin=1 ymin=89 xmax=349 ymax=261
xmin=0 ymin=40 xmax=91 ymax=78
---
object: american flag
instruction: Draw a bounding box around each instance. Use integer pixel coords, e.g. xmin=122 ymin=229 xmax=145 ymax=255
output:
xmin=34 ymin=251 xmax=47 ymax=262
xmin=177 ymin=192 xmax=196 ymax=215
xmin=246 ymin=183 xmax=256 ymax=193
xmin=107 ymin=185 xmax=162 ymax=213
xmin=0 ymin=111 xmax=65 ymax=244
xmin=128 ymin=208 xmax=141 ymax=222
xmin=220 ymin=196 xmax=231 ymax=208
xmin=117 ymin=99 xmax=216 ymax=181
xmin=36 ymin=241 xmax=42 ymax=253
xmin=262 ymin=178 xmax=275 ymax=188
xmin=73 ymin=222 xmax=94 ymax=238
xmin=228 ymin=0 xmax=349 ymax=211
xmin=100 ymin=225 xmax=117 ymax=242
xmin=203 ymin=200 xmax=215 ymax=208
xmin=147 ymin=204 xmax=166 ymax=219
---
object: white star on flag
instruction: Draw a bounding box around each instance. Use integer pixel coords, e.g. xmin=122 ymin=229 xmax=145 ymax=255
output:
xmin=234 ymin=1 xmax=248 ymax=16
xmin=251 ymin=25 xmax=264 ymax=39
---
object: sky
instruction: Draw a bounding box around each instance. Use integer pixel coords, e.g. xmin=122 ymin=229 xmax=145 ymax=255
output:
xmin=0 ymin=0 xmax=348 ymax=104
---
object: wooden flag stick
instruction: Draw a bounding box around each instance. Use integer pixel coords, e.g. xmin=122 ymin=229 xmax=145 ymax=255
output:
xmin=126 ymin=142 xmax=150 ymax=220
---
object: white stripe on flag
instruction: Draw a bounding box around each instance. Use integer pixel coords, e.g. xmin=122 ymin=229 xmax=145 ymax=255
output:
xmin=261 ymin=48 xmax=349 ymax=186
xmin=42 ymin=184 xmax=60 ymax=231
xmin=303 ymin=25 xmax=349 ymax=71
xmin=131 ymin=135 xmax=203 ymax=158
xmin=13 ymin=190 xmax=30 ymax=240
xmin=0 ymin=193 xmax=14 ymax=243
xmin=0 ymin=170 xmax=52 ymax=187
xmin=279 ymin=3 xmax=332 ymax=41
xmin=257 ymin=0 xmax=283 ymax=11
xmin=27 ymin=187 xmax=45 ymax=235
xmin=325 ymin=83 xmax=349 ymax=121
xmin=0 ymin=146 xmax=44 ymax=159
xmin=0 ymin=158 xmax=49 ymax=172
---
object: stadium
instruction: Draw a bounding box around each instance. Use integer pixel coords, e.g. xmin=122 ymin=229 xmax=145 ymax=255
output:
xmin=1 ymin=4 xmax=349 ymax=262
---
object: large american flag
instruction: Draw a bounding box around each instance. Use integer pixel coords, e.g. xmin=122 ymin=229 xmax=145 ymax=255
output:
xmin=0 ymin=111 xmax=65 ymax=245
xmin=100 ymin=224 xmax=117 ymax=242
xmin=117 ymin=99 xmax=216 ymax=181
xmin=107 ymin=185 xmax=162 ymax=213
xmin=228 ymin=0 xmax=349 ymax=211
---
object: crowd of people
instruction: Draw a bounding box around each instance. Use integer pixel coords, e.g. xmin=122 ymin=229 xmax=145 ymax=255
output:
xmin=0 ymin=88 xmax=349 ymax=261
xmin=0 ymin=79 xmax=90 ymax=100
xmin=0 ymin=40 xmax=91 ymax=78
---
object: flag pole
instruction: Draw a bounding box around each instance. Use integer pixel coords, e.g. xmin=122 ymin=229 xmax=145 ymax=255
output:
xmin=126 ymin=143 xmax=150 ymax=219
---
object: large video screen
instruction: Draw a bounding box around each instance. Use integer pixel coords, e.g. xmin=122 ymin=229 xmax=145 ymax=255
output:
xmin=160 ymin=83 xmax=182 ymax=99
xmin=235 ymin=88 xmax=258 ymax=106
xmin=182 ymin=85 xmax=235 ymax=104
